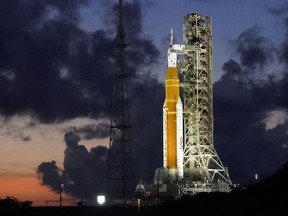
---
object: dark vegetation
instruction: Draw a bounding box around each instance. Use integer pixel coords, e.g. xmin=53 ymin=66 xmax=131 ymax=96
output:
xmin=0 ymin=196 xmax=33 ymax=215
xmin=2 ymin=161 xmax=288 ymax=215
xmin=0 ymin=196 xmax=33 ymax=208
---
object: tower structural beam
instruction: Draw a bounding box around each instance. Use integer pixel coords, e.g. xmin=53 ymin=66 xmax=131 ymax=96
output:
xmin=178 ymin=13 xmax=232 ymax=194
xmin=106 ymin=0 xmax=136 ymax=206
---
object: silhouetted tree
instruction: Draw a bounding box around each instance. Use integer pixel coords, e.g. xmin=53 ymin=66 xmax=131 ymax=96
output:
xmin=0 ymin=196 xmax=33 ymax=208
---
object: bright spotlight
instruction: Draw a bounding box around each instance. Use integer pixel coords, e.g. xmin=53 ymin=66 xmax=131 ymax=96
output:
xmin=97 ymin=195 xmax=105 ymax=205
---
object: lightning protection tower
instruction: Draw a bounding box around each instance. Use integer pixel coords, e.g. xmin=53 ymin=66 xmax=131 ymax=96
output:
xmin=178 ymin=13 xmax=232 ymax=194
xmin=106 ymin=0 xmax=136 ymax=206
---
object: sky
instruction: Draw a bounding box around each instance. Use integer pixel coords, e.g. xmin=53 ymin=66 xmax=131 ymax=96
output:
xmin=1 ymin=0 xmax=288 ymax=206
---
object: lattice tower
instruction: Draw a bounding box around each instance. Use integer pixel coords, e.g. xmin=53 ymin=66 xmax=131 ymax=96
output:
xmin=178 ymin=13 xmax=232 ymax=193
xmin=106 ymin=0 xmax=136 ymax=206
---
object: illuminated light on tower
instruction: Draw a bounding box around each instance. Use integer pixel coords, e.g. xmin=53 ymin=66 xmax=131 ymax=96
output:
xmin=59 ymin=183 xmax=64 ymax=207
xmin=106 ymin=0 xmax=136 ymax=206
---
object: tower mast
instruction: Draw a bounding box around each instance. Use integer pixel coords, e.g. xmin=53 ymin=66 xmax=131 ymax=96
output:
xmin=179 ymin=13 xmax=232 ymax=193
xmin=106 ymin=0 xmax=135 ymax=206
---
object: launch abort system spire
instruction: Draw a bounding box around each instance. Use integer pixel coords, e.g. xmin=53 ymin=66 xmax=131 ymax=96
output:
xmin=106 ymin=0 xmax=136 ymax=206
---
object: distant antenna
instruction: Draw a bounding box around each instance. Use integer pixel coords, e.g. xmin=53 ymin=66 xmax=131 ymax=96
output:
xmin=106 ymin=0 xmax=136 ymax=206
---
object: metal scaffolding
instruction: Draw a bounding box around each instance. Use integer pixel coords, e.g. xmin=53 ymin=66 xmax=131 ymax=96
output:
xmin=106 ymin=0 xmax=136 ymax=206
xmin=178 ymin=13 xmax=232 ymax=194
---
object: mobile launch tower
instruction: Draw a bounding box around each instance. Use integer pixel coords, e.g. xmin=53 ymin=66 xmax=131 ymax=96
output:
xmin=145 ymin=13 xmax=233 ymax=200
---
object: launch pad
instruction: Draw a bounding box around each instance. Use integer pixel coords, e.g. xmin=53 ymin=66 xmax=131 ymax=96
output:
xmin=107 ymin=1 xmax=233 ymax=205
xmin=139 ymin=13 xmax=233 ymax=203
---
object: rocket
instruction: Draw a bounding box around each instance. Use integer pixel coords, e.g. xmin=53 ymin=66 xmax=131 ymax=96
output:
xmin=163 ymin=29 xmax=184 ymax=180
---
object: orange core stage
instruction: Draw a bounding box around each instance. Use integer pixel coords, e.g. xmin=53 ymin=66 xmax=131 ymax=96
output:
xmin=164 ymin=66 xmax=180 ymax=169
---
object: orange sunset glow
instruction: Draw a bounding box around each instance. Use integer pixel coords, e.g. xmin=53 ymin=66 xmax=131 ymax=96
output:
xmin=0 ymin=1 xmax=288 ymax=213
xmin=0 ymin=175 xmax=77 ymax=206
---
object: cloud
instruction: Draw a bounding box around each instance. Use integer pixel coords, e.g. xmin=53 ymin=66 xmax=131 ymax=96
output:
xmin=37 ymin=131 xmax=107 ymax=199
xmin=67 ymin=121 xmax=110 ymax=140
xmin=231 ymin=25 xmax=271 ymax=70
xmin=16 ymin=0 xmax=288 ymax=201
xmin=36 ymin=0 xmax=163 ymax=200
xmin=0 ymin=0 xmax=114 ymax=123
xmin=214 ymin=10 xmax=288 ymax=184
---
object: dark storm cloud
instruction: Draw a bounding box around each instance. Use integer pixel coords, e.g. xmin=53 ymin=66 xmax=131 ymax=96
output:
xmin=0 ymin=0 xmax=160 ymax=124
xmin=68 ymin=121 xmax=110 ymax=140
xmin=231 ymin=25 xmax=271 ymax=70
xmin=222 ymin=59 xmax=241 ymax=76
xmin=35 ymin=0 xmax=288 ymax=201
xmin=36 ymin=0 xmax=163 ymax=200
xmin=131 ymin=79 xmax=164 ymax=181
xmin=37 ymin=131 xmax=107 ymax=199
xmin=37 ymin=160 xmax=65 ymax=192
xmin=268 ymin=1 xmax=288 ymax=15
xmin=214 ymin=9 xmax=288 ymax=184
xmin=0 ymin=0 xmax=114 ymax=123
xmin=104 ymin=0 xmax=161 ymax=78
